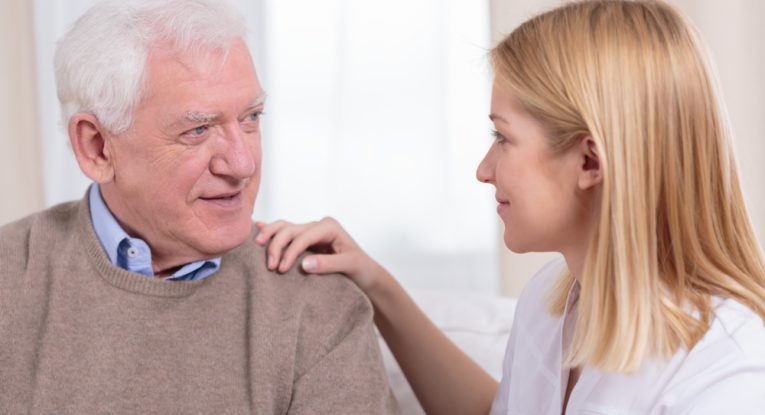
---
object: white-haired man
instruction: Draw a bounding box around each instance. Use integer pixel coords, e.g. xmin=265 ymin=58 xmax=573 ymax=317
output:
xmin=0 ymin=1 xmax=398 ymax=413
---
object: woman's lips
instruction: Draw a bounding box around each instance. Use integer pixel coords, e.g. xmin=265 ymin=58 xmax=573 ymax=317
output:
xmin=496 ymin=201 xmax=510 ymax=214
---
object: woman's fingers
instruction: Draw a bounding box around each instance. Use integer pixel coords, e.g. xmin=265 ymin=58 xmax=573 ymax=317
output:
xmin=254 ymin=220 xmax=291 ymax=245
xmin=265 ymin=222 xmax=315 ymax=270
xmin=256 ymin=218 xmax=385 ymax=292
xmin=255 ymin=220 xmax=304 ymax=269
xmin=302 ymin=252 xmax=384 ymax=292
xmin=255 ymin=218 xmax=357 ymax=272
xmin=301 ymin=252 xmax=356 ymax=275
xmin=276 ymin=222 xmax=336 ymax=272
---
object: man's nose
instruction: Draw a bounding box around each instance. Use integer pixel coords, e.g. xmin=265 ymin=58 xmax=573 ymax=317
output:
xmin=210 ymin=127 xmax=257 ymax=179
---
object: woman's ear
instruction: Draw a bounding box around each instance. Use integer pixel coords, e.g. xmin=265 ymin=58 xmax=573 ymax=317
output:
xmin=68 ymin=113 xmax=115 ymax=183
xmin=578 ymin=135 xmax=602 ymax=190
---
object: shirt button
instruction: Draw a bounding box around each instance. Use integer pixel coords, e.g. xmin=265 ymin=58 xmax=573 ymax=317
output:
xmin=127 ymin=247 xmax=139 ymax=258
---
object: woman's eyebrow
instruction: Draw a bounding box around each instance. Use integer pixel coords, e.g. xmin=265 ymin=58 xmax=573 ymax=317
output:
xmin=489 ymin=113 xmax=508 ymax=122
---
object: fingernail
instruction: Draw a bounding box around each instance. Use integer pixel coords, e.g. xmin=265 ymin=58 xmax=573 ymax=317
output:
xmin=302 ymin=257 xmax=317 ymax=272
xmin=268 ymin=255 xmax=275 ymax=269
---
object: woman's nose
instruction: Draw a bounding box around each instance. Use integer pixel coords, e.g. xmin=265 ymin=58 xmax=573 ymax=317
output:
xmin=476 ymin=148 xmax=495 ymax=184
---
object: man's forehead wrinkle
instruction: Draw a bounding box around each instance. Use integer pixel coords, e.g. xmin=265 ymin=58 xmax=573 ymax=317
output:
xmin=146 ymin=43 xmax=230 ymax=80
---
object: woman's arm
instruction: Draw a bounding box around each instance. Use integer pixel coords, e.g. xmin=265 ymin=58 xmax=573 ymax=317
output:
xmin=255 ymin=218 xmax=498 ymax=415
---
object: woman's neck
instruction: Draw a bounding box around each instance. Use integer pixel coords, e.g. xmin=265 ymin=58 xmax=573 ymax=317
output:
xmin=563 ymin=247 xmax=586 ymax=282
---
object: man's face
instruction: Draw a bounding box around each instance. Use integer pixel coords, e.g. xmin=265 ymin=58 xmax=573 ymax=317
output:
xmin=99 ymin=39 xmax=264 ymax=273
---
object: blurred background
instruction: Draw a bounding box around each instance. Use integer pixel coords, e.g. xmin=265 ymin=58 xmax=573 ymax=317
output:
xmin=1 ymin=0 xmax=763 ymax=297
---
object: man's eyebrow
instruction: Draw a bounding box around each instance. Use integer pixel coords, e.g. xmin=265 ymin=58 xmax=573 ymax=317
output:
xmin=169 ymin=92 xmax=268 ymax=129
xmin=237 ymin=92 xmax=268 ymax=117
xmin=251 ymin=92 xmax=267 ymax=107
xmin=184 ymin=111 xmax=220 ymax=123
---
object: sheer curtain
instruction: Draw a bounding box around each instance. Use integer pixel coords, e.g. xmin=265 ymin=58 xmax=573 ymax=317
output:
xmin=0 ymin=0 xmax=43 ymax=225
xmin=31 ymin=0 xmax=499 ymax=293
xmin=491 ymin=0 xmax=765 ymax=296
xmin=258 ymin=0 xmax=497 ymax=292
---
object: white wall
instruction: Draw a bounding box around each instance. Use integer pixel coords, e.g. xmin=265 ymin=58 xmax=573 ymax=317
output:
xmin=257 ymin=0 xmax=498 ymax=292
xmin=0 ymin=0 xmax=43 ymax=225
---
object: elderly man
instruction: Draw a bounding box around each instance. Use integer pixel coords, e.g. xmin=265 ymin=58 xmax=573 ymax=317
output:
xmin=0 ymin=0 xmax=397 ymax=413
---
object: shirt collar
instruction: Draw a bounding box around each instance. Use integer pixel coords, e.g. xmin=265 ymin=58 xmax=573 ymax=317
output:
xmin=88 ymin=183 xmax=221 ymax=280
xmin=89 ymin=183 xmax=129 ymax=266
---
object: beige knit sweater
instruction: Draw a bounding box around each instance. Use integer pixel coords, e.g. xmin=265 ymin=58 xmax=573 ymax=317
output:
xmin=0 ymin=198 xmax=398 ymax=414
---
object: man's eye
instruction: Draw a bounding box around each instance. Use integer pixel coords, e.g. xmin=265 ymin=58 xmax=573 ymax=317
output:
xmin=247 ymin=111 xmax=262 ymax=122
xmin=185 ymin=126 xmax=209 ymax=137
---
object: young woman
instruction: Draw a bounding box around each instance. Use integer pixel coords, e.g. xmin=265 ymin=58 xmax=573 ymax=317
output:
xmin=255 ymin=1 xmax=765 ymax=413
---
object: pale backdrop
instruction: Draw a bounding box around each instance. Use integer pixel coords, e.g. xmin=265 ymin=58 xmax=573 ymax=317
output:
xmin=1 ymin=0 xmax=763 ymax=297
xmin=0 ymin=0 xmax=43 ymax=224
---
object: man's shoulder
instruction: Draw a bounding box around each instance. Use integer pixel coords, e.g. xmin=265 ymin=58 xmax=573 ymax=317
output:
xmin=228 ymin=233 xmax=371 ymax=318
xmin=1 ymin=200 xmax=82 ymax=235
xmin=223 ymin=234 xmax=374 ymax=361
xmin=0 ymin=201 xmax=83 ymax=275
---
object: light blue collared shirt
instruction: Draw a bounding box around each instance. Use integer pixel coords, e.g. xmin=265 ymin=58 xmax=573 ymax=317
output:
xmin=88 ymin=184 xmax=220 ymax=281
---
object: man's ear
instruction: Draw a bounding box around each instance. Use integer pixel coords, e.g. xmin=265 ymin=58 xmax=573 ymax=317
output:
xmin=68 ymin=113 xmax=116 ymax=183
xmin=578 ymin=135 xmax=602 ymax=190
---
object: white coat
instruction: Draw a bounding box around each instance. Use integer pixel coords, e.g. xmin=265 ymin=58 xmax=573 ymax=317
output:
xmin=491 ymin=258 xmax=765 ymax=414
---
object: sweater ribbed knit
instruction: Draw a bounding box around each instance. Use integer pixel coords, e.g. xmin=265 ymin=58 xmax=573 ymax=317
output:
xmin=0 ymin=198 xmax=398 ymax=414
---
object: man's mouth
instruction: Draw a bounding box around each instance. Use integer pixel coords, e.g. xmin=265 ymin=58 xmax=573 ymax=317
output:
xmin=200 ymin=191 xmax=243 ymax=208
xmin=201 ymin=191 xmax=241 ymax=200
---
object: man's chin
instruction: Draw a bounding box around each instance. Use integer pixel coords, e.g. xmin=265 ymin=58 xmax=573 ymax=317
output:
xmin=201 ymin=223 xmax=254 ymax=256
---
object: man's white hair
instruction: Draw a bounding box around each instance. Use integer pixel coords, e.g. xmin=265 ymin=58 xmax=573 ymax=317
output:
xmin=54 ymin=0 xmax=247 ymax=134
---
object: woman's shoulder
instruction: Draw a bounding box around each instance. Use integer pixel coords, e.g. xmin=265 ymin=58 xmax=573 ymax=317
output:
xmin=658 ymin=298 xmax=765 ymax=412
xmin=709 ymin=297 xmax=765 ymax=356
xmin=683 ymin=298 xmax=765 ymax=369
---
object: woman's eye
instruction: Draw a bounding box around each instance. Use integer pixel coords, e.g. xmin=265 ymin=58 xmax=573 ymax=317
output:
xmin=491 ymin=129 xmax=507 ymax=144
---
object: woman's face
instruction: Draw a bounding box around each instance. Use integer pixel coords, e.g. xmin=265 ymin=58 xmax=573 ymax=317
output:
xmin=477 ymin=83 xmax=595 ymax=254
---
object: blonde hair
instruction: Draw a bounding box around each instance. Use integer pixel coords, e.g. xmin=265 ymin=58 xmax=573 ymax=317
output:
xmin=491 ymin=0 xmax=765 ymax=372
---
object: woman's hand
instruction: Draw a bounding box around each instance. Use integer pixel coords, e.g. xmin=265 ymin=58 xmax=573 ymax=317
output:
xmin=254 ymin=217 xmax=387 ymax=293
